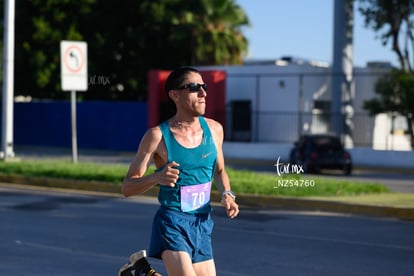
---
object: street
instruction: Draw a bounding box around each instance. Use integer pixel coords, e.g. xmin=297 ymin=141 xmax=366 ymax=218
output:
xmin=1 ymin=184 xmax=414 ymax=276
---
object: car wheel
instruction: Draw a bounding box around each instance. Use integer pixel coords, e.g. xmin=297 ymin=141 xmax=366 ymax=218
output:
xmin=344 ymin=164 xmax=352 ymax=175
xmin=303 ymin=161 xmax=318 ymax=174
xmin=289 ymin=150 xmax=296 ymax=164
xmin=309 ymin=165 xmax=320 ymax=174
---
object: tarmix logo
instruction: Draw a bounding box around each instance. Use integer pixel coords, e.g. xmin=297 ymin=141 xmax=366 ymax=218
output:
xmin=273 ymin=156 xmax=316 ymax=189
xmin=274 ymin=156 xmax=304 ymax=176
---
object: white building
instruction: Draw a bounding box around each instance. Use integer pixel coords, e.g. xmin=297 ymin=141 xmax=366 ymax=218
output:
xmin=199 ymin=58 xmax=412 ymax=151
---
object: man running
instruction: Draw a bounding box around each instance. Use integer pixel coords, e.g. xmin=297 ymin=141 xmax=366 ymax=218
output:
xmin=121 ymin=66 xmax=239 ymax=276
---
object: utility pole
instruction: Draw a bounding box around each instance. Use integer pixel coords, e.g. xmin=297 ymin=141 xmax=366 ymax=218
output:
xmin=331 ymin=0 xmax=355 ymax=148
xmin=1 ymin=0 xmax=16 ymax=160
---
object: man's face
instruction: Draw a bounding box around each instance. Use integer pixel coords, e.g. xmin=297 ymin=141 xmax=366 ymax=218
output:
xmin=173 ymin=72 xmax=207 ymax=116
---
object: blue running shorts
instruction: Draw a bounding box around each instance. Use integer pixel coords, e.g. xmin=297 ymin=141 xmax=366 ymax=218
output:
xmin=148 ymin=206 xmax=214 ymax=263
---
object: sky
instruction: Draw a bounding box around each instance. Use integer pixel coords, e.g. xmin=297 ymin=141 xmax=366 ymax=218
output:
xmin=236 ymin=0 xmax=398 ymax=68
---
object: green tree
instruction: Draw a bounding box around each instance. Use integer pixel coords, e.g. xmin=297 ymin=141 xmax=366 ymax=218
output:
xmin=14 ymin=0 xmax=95 ymax=100
xmin=358 ymin=0 xmax=414 ymax=147
xmin=166 ymin=0 xmax=249 ymax=65
xmin=1 ymin=0 xmax=249 ymax=101
xmin=363 ymin=70 xmax=414 ymax=147
xmin=357 ymin=0 xmax=414 ymax=71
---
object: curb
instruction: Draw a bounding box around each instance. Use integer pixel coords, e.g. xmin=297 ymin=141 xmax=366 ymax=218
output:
xmin=1 ymin=173 xmax=413 ymax=221
xmin=234 ymin=193 xmax=414 ymax=221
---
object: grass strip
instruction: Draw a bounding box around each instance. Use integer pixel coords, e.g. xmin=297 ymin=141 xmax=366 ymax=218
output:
xmin=0 ymin=160 xmax=128 ymax=182
xmin=0 ymin=160 xmax=391 ymax=198
xmin=226 ymin=168 xmax=390 ymax=197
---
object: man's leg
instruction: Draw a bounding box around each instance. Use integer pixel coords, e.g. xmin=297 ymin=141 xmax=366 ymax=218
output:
xmin=193 ymin=259 xmax=216 ymax=276
xmin=161 ymin=250 xmax=197 ymax=276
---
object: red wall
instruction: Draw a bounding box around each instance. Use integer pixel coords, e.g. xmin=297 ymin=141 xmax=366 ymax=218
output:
xmin=148 ymin=70 xmax=226 ymax=128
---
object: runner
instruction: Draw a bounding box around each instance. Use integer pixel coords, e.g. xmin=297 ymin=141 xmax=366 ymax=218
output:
xmin=121 ymin=66 xmax=239 ymax=275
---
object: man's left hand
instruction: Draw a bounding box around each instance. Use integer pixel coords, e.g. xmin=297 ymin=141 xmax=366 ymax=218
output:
xmin=221 ymin=195 xmax=239 ymax=219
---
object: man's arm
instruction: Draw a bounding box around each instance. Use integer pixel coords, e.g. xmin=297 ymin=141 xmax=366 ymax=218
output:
xmin=209 ymin=119 xmax=239 ymax=219
xmin=121 ymin=127 xmax=179 ymax=197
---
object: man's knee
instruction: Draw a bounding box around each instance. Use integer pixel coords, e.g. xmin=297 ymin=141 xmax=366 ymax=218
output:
xmin=161 ymin=250 xmax=196 ymax=276
xmin=193 ymin=259 xmax=216 ymax=276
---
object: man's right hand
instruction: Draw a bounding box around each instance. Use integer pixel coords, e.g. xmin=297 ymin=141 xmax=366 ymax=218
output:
xmin=156 ymin=161 xmax=180 ymax=187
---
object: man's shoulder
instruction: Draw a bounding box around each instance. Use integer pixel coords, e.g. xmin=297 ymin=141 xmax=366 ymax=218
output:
xmin=143 ymin=125 xmax=163 ymax=141
xmin=203 ymin=117 xmax=223 ymax=133
xmin=203 ymin=116 xmax=222 ymax=125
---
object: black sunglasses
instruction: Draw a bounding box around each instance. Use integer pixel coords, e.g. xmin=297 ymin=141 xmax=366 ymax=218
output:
xmin=176 ymin=83 xmax=207 ymax=92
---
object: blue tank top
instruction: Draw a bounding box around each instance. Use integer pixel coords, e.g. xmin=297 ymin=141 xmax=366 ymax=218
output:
xmin=157 ymin=116 xmax=217 ymax=214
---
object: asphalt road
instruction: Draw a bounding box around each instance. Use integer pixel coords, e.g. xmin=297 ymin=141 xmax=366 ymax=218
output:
xmin=1 ymin=185 xmax=414 ymax=276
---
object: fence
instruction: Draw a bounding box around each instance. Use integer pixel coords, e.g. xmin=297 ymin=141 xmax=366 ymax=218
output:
xmin=225 ymin=108 xmax=414 ymax=150
xmin=14 ymin=101 xmax=148 ymax=151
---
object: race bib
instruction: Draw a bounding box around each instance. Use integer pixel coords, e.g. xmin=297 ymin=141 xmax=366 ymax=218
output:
xmin=180 ymin=182 xmax=211 ymax=212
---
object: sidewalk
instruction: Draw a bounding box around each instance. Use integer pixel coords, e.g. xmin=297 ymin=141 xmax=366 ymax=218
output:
xmin=2 ymin=145 xmax=414 ymax=221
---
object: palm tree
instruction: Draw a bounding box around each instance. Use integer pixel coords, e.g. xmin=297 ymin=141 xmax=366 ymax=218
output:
xmin=167 ymin=0 xmax=250 ymax=65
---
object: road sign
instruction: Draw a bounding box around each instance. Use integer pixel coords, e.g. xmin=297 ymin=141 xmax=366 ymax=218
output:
xmin=60 ymin=40 xmax=88 ymax=163
xmin=60 ymin=41 xmax=88 ymax=91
